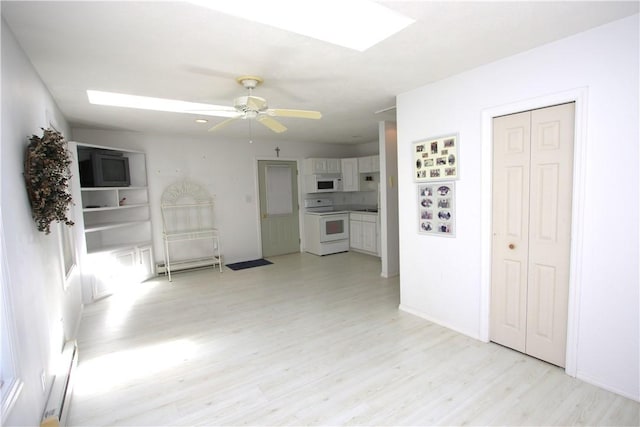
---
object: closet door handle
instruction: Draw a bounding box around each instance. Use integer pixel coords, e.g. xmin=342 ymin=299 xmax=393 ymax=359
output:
xmin=508 ymin=243 xmax=515 ymax=250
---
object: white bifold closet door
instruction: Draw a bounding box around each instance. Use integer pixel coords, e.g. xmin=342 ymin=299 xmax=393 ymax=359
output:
xmin=491 ymin=102 xmax=575 ymax=367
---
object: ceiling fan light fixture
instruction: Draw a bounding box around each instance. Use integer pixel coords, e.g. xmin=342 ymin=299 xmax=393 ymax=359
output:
xmin=237 ymin=76 xmax=263 ymax=89
xmin=186 ymin=0 xmax=414 ymax=51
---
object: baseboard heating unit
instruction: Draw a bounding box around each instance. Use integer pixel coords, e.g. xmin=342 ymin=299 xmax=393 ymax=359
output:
xmin=156 ymin=256 xmax=223 ymax=276
xmin=41 ymin=340 xmax=78 ymax=427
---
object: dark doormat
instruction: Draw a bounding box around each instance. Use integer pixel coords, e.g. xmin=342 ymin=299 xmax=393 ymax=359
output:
xmin=226 ymin=259 xmax=273 ymax=271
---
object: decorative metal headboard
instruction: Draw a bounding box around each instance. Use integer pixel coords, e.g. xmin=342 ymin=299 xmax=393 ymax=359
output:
xmin=161 ymin=181 xmax=215 ymax=234
xmin=161 ymin=180 xmax=212 ymax=205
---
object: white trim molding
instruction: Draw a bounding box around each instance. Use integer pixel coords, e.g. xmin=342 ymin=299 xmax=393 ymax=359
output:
xmin=0 ymin=207 xmax=24 ymax=423
xmin=399 ymin=304 xmax=481 ymax=341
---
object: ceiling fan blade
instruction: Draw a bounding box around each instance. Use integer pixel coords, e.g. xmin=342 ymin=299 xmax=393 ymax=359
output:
xmin=268 ymin=109 xmax=322 ymax=119
xmin=257 ymin=115 xmax=287 ymax=133
xmin=208 ymin=116 xmax=240 ymax=132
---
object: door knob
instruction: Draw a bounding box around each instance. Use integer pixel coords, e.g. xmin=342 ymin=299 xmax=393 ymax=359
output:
xmin=262 ymin=213 xmax=267 ymax=219
xmin=508 ymin=243 xmax=515 ymax=250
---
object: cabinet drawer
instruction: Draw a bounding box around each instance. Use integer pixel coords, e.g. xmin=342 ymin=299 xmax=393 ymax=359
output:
xmin=350 ymin=212 xmax=377 ymax=222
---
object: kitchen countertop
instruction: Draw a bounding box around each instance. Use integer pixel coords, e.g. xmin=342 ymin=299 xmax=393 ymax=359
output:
xmin=337 ymin=205 xmax=378 ymax=213
xmin=350 ymin=208 xmax=378 ymax=213
xmin=304 ymin=210 xmax=350 ymax=216
xmin=305 ymin=207 xmax=378 ymax=216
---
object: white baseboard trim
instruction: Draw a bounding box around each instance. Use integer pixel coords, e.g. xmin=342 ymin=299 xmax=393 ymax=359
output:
xmin=380 ymin=270 xmax=399 ymax=278
xmin=576 ymin=371 xmax=640 ymax=402
xmin=398 ymin=304 xmax=481 ymax=341
xmin=398 ymin=307 xmax=638 ymax=402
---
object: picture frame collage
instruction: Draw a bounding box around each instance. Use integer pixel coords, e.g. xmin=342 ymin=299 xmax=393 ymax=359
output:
xmin=413 ymin=135 xmax=458 ymax=181
xmin=417 ymin=182 xmax=455 ymax=237
xmin=413 ymin=134 xmax=458 ymax=237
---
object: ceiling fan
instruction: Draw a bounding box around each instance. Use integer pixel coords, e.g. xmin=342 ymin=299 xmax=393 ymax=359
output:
xmin=208 ymin=75 xmax=322 ymax=133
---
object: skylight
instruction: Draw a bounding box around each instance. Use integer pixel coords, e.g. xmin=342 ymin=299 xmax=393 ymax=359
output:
xmin=186 ymin=0 xmax=415 ymax=51
xmin=87 ymin=90 xmax=239 ymax=117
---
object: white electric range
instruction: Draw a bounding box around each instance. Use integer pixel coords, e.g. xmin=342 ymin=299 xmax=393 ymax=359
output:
xmin=303 ymin=199 xmax=349 ymax=255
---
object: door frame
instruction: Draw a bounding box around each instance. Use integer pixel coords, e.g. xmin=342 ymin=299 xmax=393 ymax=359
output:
xmin=253 ymin=157 xmax=303 ymax=258
xmin=480 ymin=88 xmax=588 ymax=377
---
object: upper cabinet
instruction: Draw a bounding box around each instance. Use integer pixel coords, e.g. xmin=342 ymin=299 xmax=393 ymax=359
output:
xmin=304 ymin=158 xmax=341 ymax=174
xmin=341 ymin=158 xmax=359 ymax=192
xmin=358 ymin=155 xmax=380 ymax=173
xmin=304 ymin=156 xmax=379 ymax=193
xmin=342 ymin=155 xmax=380 ymax=192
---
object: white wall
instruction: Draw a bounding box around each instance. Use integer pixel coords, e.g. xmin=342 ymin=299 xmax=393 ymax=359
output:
xmin=350 ymin=140 xmax=379 ymax=157
xmin=1 ymin=20 xmax=84 ymax=425
xmin=71 ymin=128 xmax=361 ymax=265
xmin=397 ymin=15 xmax=639 ymax=400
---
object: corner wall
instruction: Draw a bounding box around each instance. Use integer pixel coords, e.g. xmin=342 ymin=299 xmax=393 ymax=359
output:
xmin=1 ymin=20 xmax=83 ymax=425
xmin=379 ymin=121 xmax=399 ymax=278
xmin=396 ymin=15 xmax=639 ymax=400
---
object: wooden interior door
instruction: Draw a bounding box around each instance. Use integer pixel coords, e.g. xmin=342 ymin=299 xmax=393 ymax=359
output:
xmin=491 ymin=103 xmax=574 ymax=367
xmin=491 ymin=110 xmax=531 ymax=354
xmin=258 ymin=160 xmax=300 ymax=258
xmin=524 ymin=103 xmax=575 ymax=366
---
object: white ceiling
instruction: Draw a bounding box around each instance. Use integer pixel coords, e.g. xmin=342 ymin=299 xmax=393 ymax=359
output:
xmin=2 ymin=1 xmax=638 ymax=144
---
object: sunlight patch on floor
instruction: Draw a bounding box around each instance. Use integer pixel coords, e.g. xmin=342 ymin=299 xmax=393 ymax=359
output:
xmin=104 ymin=278 xmax=159 ymax=328
xmin=74 ymin=339 xmax=196 ymax=396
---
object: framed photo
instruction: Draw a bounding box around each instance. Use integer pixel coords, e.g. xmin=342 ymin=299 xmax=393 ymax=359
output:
xmin=413 ymin=134 xmax=458 ymax=182
xmin=417 ymin=181 xmax=455 ymax=237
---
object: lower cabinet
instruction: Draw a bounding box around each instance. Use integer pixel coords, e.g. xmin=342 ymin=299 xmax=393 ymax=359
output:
xmin=138 ymin=245 xmax=154 ymax=281
xmin=350 ymin=213 xmax=379 ymax=255
xmin=88 ymin=244 xmax=154 ymax=300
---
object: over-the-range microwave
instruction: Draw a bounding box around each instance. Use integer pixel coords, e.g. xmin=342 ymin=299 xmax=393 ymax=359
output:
xmin=304 ymin=174 xmax=343 ymax=193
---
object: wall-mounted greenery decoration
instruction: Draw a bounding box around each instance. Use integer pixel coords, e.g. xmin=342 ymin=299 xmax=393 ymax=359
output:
xmin=24 ymin=128 xmax=74 ymax=234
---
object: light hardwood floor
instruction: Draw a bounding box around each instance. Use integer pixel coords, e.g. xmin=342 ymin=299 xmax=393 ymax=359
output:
xmin=69 ymin=252 xmax=639 ymax=426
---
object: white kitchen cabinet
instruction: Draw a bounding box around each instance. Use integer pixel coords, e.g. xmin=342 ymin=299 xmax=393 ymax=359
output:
xmin=342 ymin=155 xmax=380 ymax=192
xmin=350 ymin=212 xmax=379 ymax=255
xmin=304 ymin=158 xmax=341 ymax=174
xmin=358 ymin=155 xmax=380 ymax=173
xmin=341 ymin=158 xmax=359 ymax=192
xmin=350 ymin=219 xmax=363 ymax=249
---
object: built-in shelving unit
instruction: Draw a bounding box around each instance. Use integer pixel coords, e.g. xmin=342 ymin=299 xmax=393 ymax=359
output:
xmin=74 ymin=142 xmax=154 ymax=300
xmin=77 ymin=147 xmax=150 ymax=253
